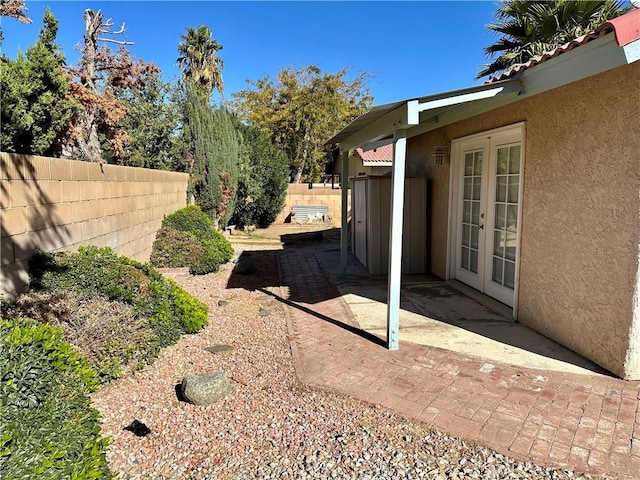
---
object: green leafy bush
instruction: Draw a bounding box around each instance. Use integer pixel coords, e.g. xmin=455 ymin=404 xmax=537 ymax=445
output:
xmin=25 ymin=246 xmax=209 ymax=381
xmin=150 ymin=227 xmax=203 ymax=268
xmin=151 ymin=205 xmax=233 ymax=274
xmin=0 ymin=317 xmax=112 ymax=479
xmin=161 ymin=204 xmax=213 ymax=235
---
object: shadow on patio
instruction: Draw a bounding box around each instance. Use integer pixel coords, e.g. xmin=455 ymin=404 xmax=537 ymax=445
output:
xmin=226 ymin=226 xmax=611 ymax=378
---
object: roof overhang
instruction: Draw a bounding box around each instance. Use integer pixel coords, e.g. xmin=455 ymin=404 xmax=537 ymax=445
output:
xmin=327 ymin=23 xmax=639 ymax=153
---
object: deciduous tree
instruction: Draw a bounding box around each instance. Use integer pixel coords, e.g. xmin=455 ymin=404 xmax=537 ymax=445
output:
xmin=231 ymin=65 xmax=372 ymax=183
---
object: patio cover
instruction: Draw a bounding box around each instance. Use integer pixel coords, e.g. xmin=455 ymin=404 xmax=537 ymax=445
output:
xmin=326 ymin=17 xmax=640 ymax=350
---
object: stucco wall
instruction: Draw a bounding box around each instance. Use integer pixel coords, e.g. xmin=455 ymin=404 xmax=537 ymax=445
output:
xmin=406 ymin=61 xmax=640 ymax=378
xmin=1 ymin=153 xmax=189 ymax=297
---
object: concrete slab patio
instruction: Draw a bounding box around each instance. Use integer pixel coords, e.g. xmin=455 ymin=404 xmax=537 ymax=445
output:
xmin=268 ymin=238 xmax=640 ymax=479
xmin=314 ymin=250 xmax=609 ymax=377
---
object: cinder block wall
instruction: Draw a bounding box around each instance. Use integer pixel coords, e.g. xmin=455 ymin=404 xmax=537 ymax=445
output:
xmin=276 ymin=184 xmax=350 ymax=224
xmin=1 ymin=152 xmax=189 ymax=297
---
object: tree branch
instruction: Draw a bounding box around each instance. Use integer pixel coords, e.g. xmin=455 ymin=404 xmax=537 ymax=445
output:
xmin=97 ymin=37 xmax=134 ymax=46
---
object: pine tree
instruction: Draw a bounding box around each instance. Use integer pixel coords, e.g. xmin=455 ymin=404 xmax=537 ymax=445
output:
xmin=0 ymin=9 xmax=77 ymax=155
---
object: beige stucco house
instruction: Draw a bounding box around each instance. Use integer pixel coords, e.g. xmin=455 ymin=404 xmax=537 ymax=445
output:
xmin=327 ymin=9 xmax=640 ymax=379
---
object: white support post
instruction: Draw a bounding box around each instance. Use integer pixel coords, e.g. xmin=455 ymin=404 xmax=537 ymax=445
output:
xmin=386 ymin=130 xmax=407 ymax=350
xmin=340 ymin=150 xmax=349 ymax=279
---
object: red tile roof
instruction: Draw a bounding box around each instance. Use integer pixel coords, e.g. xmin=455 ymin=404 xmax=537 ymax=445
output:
xmin=355 ymin=144 xmax=393 ymax=164
xmin=489 ymin=8 xmax=640 ymax=83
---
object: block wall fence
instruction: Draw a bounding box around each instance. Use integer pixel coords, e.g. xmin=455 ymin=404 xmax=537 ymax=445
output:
xmin=276 ymin=183 xmax=350 ymax=224
xmin=0 ymin=152 xmax=189 ymax=297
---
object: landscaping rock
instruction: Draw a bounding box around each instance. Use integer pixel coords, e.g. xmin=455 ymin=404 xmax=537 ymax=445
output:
xmin=258 ymin=308 xmax=271 ymax=317
xmin=180 ymin=372 xmax=230 ymax=405
xmin=205 ymin=345 xmax=234 ymax=354
xmin=217 ymin=300 xmax=229 ymax=307
xmin=234 ymin=258 xmax=256 ymax=275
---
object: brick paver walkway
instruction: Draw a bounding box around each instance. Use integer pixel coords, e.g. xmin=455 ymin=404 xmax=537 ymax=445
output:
xmin=277 ymin=246 xmax=640 ymax=479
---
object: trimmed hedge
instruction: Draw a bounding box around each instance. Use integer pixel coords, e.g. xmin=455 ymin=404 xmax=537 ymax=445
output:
xmin=26 ymin=246 xmax=209 ymax=380
xmin=151 ymin=205 xmax=233 ymax=275
xmin=0 ymin=317 xmax=112 ymax=479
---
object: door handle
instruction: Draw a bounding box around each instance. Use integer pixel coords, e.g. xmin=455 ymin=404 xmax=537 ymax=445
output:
xmin=479 ymin=224 xmax=484 ymax=230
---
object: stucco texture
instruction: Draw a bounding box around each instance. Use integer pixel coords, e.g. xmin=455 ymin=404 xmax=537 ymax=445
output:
xmin=406 ymin=61 xmax=640 ymax=378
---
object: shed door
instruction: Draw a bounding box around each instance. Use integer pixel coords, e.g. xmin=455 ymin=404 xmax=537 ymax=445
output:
xmin=452 ymin=124 xmax=524 ymax=308
xmin=352 ymin=180 xmax=367 ymax=267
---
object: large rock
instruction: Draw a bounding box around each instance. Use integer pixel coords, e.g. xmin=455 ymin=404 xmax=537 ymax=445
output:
xmin=180 ymin=372 xmax=230 ymax=405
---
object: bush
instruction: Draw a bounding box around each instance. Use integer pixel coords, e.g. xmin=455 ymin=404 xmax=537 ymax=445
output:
xmin=24 ymin=246 xmax=209 ymax=381
xmin=151 ymin=205 xmax=233 ymax=274
xmin=3 ymin=291 xmax=153 ymax=382
xmin=161 ymin=204 xmax=213 ymax=235
xmin=150 ymin=227 xmax=203 ymax=269
xmin=0 ymin=317 xmax=112 ymax=479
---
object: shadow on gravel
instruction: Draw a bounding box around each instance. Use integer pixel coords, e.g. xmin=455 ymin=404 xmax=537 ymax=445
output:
xmin=256 ymin=288 xmax=386 ymax=348
xmin=226 ymin=228 xmax=386 ymax=349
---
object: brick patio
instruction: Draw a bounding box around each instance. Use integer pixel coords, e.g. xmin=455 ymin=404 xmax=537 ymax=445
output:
xmin=277 ymin=246 xmax=640 ymax=479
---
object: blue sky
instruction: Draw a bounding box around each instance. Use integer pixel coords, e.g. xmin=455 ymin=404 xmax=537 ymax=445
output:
xmin=2 ymin=1 xmax=503 ymax=105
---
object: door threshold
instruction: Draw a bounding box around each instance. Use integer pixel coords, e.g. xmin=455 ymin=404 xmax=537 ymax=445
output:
xmin=447 ymin=280 xmax=514 ymax=322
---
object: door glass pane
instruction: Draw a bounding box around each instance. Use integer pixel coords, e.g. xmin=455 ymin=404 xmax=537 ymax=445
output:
xmin=505 ymin=232 xmax=517 ymax=261
xmin=471 ymin=225 xmax=479 ymax=249
xmin=493 ymin=231 xmax=504 ymax=256
xmin=464 ymin=178 xmax=472 ymax=199
xmin=470 ymin=249 xmax=478 ymax=274
xmin=496 ymin=176 xmax=507 ymax=202
xmin=508 ymin=176 xmax=519 ymax=203
xmin=506 ymin=205 xmax=518 ymax=231
xmin=473 ymin=152 xmax=483 ymax=175
xmin=471 ymin=202 xmax=480 ymax=224
xmin=462 ymin=224 xmax=470 ymax=247
xmin=472 ymin=177 xmax=481 ymax=200
xmin=494 ymin=204 xmax=505 ymax=230
xmin=465 ymin=154 xmax=474 ymax=175
xmin=463 ymin=201 xmax=471 ymax=223
xmin=492 ymin=257 xmax=503 ymax=283
xmin=461 ymin=247 xmax=469 ymax=269
xmin=504 ymin=261 xmax=516 ymax=289
xmin=497 ymin=148 xmax=508 ymax=174
xmin=509 ymin=146 xmax=521 ymax=174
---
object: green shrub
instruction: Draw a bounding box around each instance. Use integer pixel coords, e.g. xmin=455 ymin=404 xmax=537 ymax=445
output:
xmin=169 ymin=279 xmax=208 ymax=333
xmin=161 ymin=204 xmax=213 ymax=235
xmin=3 ymin=291 xmax=153 ymax=382
xmin=151 ymin=205 xmax=234 ymax=275
xmin=0 ymin=317 xmax=112 ymax=479
xmin=24 ymin=246 xmax=210 ymax=382
xmin=150 ymin=227 xmax=203 ymax=268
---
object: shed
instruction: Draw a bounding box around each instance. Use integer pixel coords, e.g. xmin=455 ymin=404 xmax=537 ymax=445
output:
xmin=352 ymin=176 xmax=427 ymax=275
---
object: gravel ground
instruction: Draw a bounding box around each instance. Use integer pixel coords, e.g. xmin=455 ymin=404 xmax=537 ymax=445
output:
xmin=91 ymin=242 xmax=605 ymax=480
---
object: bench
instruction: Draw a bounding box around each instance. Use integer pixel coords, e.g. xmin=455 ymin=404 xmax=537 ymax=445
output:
xmin=290 ymin=205 xmax=331 ymax=224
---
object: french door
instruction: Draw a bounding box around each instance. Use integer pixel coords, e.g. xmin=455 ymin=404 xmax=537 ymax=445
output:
xmin=451 ymin=124 xmax=524 ymax=308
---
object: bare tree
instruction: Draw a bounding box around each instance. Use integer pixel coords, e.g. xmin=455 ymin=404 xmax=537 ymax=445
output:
xmin=0 ymin=0 xmax=31 ymax=43
xmin=63 ymin=9 xmax=157 ymax=163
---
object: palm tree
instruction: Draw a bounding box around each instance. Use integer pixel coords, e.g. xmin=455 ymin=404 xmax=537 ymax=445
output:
xmin=477 ymin=0 xmax=627 ymax=80
xmin=177 ymin=25 xmax=224 ymax=97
